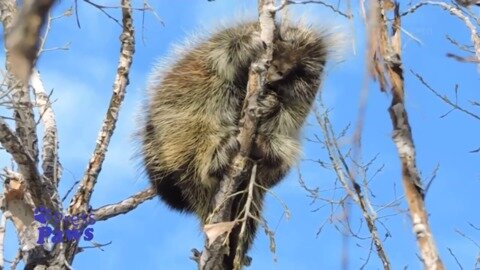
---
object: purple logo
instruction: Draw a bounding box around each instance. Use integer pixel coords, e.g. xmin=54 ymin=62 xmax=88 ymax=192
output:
xmin=34 ymin=206 xmax=96 ymax=244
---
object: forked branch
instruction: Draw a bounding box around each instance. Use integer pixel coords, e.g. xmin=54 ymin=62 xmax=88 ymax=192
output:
xmin=65 ymin=0 xmax=135 ymax=263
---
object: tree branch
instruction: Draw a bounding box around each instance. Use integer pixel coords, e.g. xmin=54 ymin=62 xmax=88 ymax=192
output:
xmin=93 ymin=187 xmax=156 ymax=222
xmin=0 ymin=118 xmax=58 ymax=210
xmin=370 ymin=1 xmax=444 ymax=268
xmin=314 ymin=105 xmax=391 ymax=270
xmin=410 ymin=70 xmax=480 ymax=121
xmin=4 ymin=0 xmax=57 ymax=84
xmin=31 ymin=69 xmax=62 ymax=186
xmin=1 ymin=0 xmax=41 ymax=194
xmin=0 ymin=213 xmax=6 ymax=270
xmin=65 ymin=0 xmax=135 ymax=263
xmin=401 ymin=1 xmax=480 ymax=65
xmin=198 ymin=0 xmax=278 ymax=268
xmin=232 ymin=164 xmax=258 ymax=269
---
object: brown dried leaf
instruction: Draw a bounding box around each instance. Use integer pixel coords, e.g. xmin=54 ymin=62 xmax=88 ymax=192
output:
xmin=204 ymin=221 xmax=237 ymax=246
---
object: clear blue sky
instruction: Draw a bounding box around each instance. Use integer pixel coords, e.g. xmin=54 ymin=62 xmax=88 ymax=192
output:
xmin=1 ymin=0 xmax=479 ymax=269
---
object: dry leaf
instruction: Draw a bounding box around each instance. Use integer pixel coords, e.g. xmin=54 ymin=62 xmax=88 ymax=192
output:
xmin=204 ymin=221 xmax=237 ymax=246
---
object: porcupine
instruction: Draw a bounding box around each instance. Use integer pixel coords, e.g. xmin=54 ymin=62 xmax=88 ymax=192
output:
xmin=141 ymin=20 xmax=331 ymax=268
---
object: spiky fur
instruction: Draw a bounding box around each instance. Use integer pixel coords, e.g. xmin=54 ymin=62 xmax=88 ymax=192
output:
xmin=141 ymin=21 xmax=330 ymax=268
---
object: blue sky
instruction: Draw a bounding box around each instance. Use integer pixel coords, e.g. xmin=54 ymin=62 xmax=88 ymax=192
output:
xmin=1 ymin=0 xmax=479 ymax=269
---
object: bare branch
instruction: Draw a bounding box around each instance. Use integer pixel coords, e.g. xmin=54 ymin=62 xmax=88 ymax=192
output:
xmin=38 ymin=8 xmax=73 ymax=57
xmin=370 ymin=1 xmax=444 ymax=268
xmin=446 ymin=35 xmax=476 ymax=54
xmin=233 ymin=164 xmax=258 ymax=269
xmin=468 ymin=222 xmax=480 ymax=231
xmin=61 ymin=179 xmax=80 ymax=202
xmin=81 ymin=0 xmax=122 ymax=27
xmin=455 ymin=0 xmax=480 ymax=8
xmin=411 ymin=70 xmax=480 ymax=121
xmin=314 ymin=105 xmax=391 ymax=270
xmin=9 ymin=249 xmax=22 ymax=270
xmin=277 ymin=0 xmax=352 ymax=18
xmin=93 ymin=187 xmax=156 ymax=222
xmin=447 ymin=247 xmax=464 ymax=270
xmin=65 ymin=0 xmax=135 ymax=263
xmin=0 ymin=213 xmax=6 ymax=270
xmin=76 ymin=241 xmax=113 ymax=253
xmin=0 ymin=119 xmax=37 ymax=172
xmin=0 ymin=0 xmax=64 ymax=260
xmin=1 ymin=0 xmax=40 ymax=181
xmin=446 ymin=53 xmax=480 ymax=63
xmin=78 ymin=0 xmax=164 ymax=28
xmin=199 ymin=0 xmax=278 ymax=268
xmin=31 ymin=69 xmax=62 ymax=186
xmin=0 ymin=170 xmax=50 ymax=269
xmin=455 ymin=229 xmax=480 ymax=249
xmin=4 ymin=0 xmax=57 ymax=84
xmin=401 ymin=1 xmax=480 ymax=65
xmin=0 ymin=118 xmax=57 ymax=209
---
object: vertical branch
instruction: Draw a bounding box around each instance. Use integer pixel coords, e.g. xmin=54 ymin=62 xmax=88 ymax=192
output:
xmin=0 ymin=0 xmax=63 ymax=255
xmin=198 ymin=0 xmax=278 ymax=268
xmin=232 ymin=164 xmax=258 ymax=269
xmin=314 ymin=106 xmax=391 ymax=270
xmin=4 ymin=0 xmax=57 ymax=84
xmin=1 ymin=0 xmax=40 ymax=179
xmin=370 ymin=1 xmax=444 ymax=269
xmin=0 ymin=1 xmax=61 ymax=214
xmin=0 ymin=213 xmax=6 ymax=270
xmin=2 ymin=0 xmax=57 ymax=187
xmin=64 ymin=0 xmax=135 ymax=263
xmin=31 ymin=69 xmax=61 ymax=186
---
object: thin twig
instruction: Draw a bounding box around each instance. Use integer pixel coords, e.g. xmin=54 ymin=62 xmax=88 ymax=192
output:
xmin=410 ymin=70 xmax=480 ymax=121
xmin=277 ymin=0 xmax=352 ymax=18
xmin=401 ymin=1 xmax=480 ymax=65
xmin=314 ymin=105 xmax=391 ymax=270
xmin=448 ymin=247 xmax=464 ymax=270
